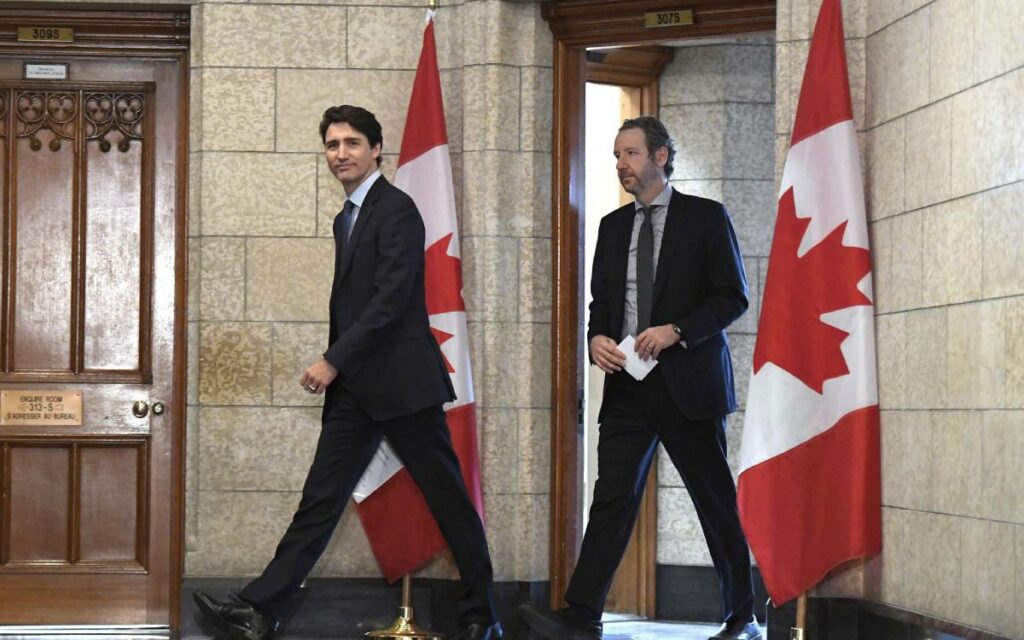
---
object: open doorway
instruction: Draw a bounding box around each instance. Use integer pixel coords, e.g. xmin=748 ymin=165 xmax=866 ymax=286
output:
xmin=545 ymin=0 xmax=777 ymax=623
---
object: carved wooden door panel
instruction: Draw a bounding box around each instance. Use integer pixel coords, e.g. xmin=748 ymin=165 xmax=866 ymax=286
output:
xmin=0 ymin=13 xmax=188 ymax=628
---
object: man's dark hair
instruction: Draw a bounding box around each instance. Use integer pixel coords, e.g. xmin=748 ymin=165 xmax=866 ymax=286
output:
xmin=619 ymin=115 xmax=676 ymax=178
xmin=319 ymin=105 xmax=384 ymax=166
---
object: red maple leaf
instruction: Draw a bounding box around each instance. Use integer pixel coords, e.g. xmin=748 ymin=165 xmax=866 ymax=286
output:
xmin=431 ymin=326 xmax=456 ymax=372
xmin=424 ymin=233 xmax=465 ymax=316
xmin=753 ymin=187 xmax=872 ymax=393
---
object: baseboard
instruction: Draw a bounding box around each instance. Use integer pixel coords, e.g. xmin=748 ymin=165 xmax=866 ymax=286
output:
xmin=181 ymin=577 xmax=549 ymax=639
xmin=766 ymin=596 xmax=1014 ymax=640
xmin=655 ymin=564 xmax=770 ymax=623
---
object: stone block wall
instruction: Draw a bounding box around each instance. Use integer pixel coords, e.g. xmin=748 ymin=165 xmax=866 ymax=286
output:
xmin=185 ymin=0 xmax=554 ymax=583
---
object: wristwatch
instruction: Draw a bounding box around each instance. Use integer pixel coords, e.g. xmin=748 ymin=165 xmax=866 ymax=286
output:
xmin=671 ymin=323 xmax=687 ymax=349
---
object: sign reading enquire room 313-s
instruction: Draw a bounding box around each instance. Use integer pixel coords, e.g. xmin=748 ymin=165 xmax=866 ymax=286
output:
xmin=1 ymin=390 xmax=83 ymax=426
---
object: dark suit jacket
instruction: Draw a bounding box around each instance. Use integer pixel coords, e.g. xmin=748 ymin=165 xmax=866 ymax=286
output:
xmin=588 ymin=188 xmax=748 ymax=421
xmin=323 ymin=176 xmax=455 ymax=422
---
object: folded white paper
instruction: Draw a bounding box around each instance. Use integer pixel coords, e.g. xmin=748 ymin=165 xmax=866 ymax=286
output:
xmin=619 ymin=335 xmax=658 ymax=381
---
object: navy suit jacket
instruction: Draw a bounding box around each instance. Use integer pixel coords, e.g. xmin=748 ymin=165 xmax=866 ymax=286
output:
xmin=323 ymin=176 xmax=455 ymax=421
xmin=587 ymin=188 xmax=748 ymax=421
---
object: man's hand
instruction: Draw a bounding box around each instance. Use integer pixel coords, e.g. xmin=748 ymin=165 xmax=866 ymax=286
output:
xmin=300 ymin=358 xmax=338 ymax=395
xmin=635 ymin=324 xmax=680 ymax=361
xmin=590 ymin=335 xmax=627 ymax=374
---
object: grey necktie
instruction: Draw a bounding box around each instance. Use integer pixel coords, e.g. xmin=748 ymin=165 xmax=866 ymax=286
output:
xmin=636 ymin=205 xmax=654 ymax=333
xmin=340 ymin=199 xmax=355 ymax=249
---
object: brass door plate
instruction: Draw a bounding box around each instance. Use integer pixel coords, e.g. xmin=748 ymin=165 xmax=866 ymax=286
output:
xmin=1 ymin=390 xmax=83 ymax=426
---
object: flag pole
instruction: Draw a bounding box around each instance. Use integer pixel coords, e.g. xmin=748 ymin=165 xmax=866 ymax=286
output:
xmin=364 ymin=574 xmax=443 ymax=639
xmin=789 ymin=592 xmax=808 ymax=640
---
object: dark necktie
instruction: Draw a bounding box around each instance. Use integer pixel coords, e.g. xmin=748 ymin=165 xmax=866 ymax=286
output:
xmin=636 ymin=205 xmax=654 ymax=333
xmin=340 ymin=199 xmax=356 ymax=250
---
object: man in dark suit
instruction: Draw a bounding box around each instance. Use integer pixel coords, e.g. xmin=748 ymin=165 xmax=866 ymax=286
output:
xmin=194 ymin=105 xmax=502 ymax=640
xmin=520 ymin=116 xmax=759 ymax=640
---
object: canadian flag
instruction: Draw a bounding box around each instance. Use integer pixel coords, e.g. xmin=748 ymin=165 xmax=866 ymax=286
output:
xmin=352 ymin=11 xmax=485 ymax=582
xmin=737 ymin=0 xmax=882 ymax=605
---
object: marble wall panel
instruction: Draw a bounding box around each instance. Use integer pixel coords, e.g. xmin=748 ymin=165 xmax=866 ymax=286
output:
xmin=657 ymin=487 xmax=712 ymax=566
xmin=865 ymin=8 xmax=930 ymax=127
xmin=479 ymin=407 xmax=518 ymax=495
xmin=518 ymin=238 xmax=551 ymax=324
xmin=200 ymin=237 xmax=246 ymax=321
xmin=845 ymin=37 xmax=867 ymax=131
xmin=440 ymin=69 xmax=464 ymax=154
xmin=1006 ymin=299 xmax=1024 ymax=409
xmin=960 ymin=518 xmax=1017 ymax=635
xmin=774 ymin=42 xmax=794 ymax=137
xmin=276 ymin=69 xmax=415 ymax=154
xmin=946 ymin=301 xmax=1005 ymax=409
xmin=904 ymin=99 xmax=951 ymax=212
xmin=461 ymin=151 xmax=550 ymax=239
xmin=661 ymin=104 xmax=725 ymax=181
xmin=348 ymin=6 xmax=440 ymax=70
xmin=201 ymin=4 xmax=347 ymax=69
xmin=188 ymin=490 xmax=299 ymax=576
xmin=730 ymin=256 xmax=761 ymax=335
xmin=481 ymin=493 xmax=516 ymax=579
xmin=724 ymin=104 xmax=775 ymax=180
xmin=199 ymin=406 xmax=321 ymax=491
xmin=517 ymin=409 xmax=550 ymax=495
xmin=272 ymin=323 xmax=330 ymax=407
xmin=980 ymin=411 xmax=1024 ymax=524
xmin=928 ymin=411 xmax=983 ymax=516
xmin=189 ymin=151 xmax=201 ymax=238
xmin=869 ymin=217 xmax=893 ymax=313
xmin=462 ymin=65 xmax=520 ymax=152
xmin=461 ymin=0 xmax=548 ymax=68
xmin=200 ymin=152 xmax=317 ymax=237
xmin=520 ymin=66 xmax=552 ymax=153
xmin=658 ymin=446 xmax=684 ymax=489
xmin=725 ymin=45 xmax=774 ymax=103
xmin=188 ymin=321 xmax=199 ymax=406
xmin=950 ymin=68 xmax=1024 ymax=198
xmin=200 ymin=68 xmax=275 ymax=152
xmin=246 ymin=238 xmax=334 ymax=322
xmin=920 ymin=200 xmax=982 ymax=307
xmin=481 ymin=493 xmax=549 ymax=580
xmin=189 ymin=68 xmax=203 ymax=151
xmin=865 ymin=117 xmax=905 ymax=221
xmin=661 ymin=45 xmax=726 ymax=106
xmin=199 ymin=322 xmax=273 ymax=406
xmin=982 ymin=182 xmax=1024 ymax=298
xmin=929 ymin=0 xmax=975 ymax=101
xmin=730 ymin=334 xmax=755 ymax=411
xmin=974 ymin=0 xmax=1024 ymax=83
xmin=903 ymin=307 xmax=947 ymax=410
xmin=671 ymin=180 xmax=724 ymax=202
xmin=462 ymin=236 xmax=519 ymax=323
xmin=188 ymin=238 xmax=200 ymax=322
xmin=888 ymin=210 xmax=923 ymax=312
xmin=867 ymin=0 xmax=931 ymax=35
xmin=879 ymin=410 xmax=931 ymax=509
xmin=477 ymin=321 xmax=550 ymax=409
xmin=189 ymin=4 xmax=203 ymax=69
xmin=723 ymin=180 xmax=776 ymax=258
xmin=878 ymin=508 xmax=962 ymax=619
xmin=186 ymin=406 xmax=199 ymax=495
xmin=874 ymin=312 xmax=907 ymax=408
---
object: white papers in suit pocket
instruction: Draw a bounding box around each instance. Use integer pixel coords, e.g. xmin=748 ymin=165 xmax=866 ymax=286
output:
xmin=619 ymin=335 xmax=658 ymax=381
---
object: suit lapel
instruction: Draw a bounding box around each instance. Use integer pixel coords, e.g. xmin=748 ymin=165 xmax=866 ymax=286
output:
xmin=337 ymin=176 xmax=388 ymax=282
xmin=652 ymin=189 xmax=685 ymax=304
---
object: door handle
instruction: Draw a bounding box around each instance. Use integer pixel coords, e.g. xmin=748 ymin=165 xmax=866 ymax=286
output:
xmin=132 ymin=400 xmax=149 ymax=418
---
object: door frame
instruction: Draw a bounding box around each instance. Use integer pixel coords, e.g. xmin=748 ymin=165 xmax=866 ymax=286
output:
xmin=540 ymin=0 xmax=776 ymax=609
xmin=0 ymin=6 xmax=190 ymax=627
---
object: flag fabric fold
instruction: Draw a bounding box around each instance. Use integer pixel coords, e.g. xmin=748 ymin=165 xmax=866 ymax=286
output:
xmin=352 ymin=10 xmax=485 ymax=583
xmin=737 ymin=0 xmax=882 ymax=605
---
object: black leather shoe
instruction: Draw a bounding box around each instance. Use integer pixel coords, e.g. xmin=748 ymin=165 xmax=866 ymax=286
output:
xmin=193 ymin=591 xmax=278 ymax=640
xmin=708 ymin=619 xmax=762 ymax=640
xmin=518 ymin=602 xmax=602 ymax=640
xmin=450 ymin=622 xmax=503 ymax=640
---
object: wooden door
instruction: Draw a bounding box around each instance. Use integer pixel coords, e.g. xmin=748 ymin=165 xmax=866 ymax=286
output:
xmin=0 ymin=9 xmax=188 ymax=628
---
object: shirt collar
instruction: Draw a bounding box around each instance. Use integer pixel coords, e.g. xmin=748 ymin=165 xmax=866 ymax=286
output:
xmin=634 ymin=183 xmax=673 ymax=212
xmin=346 ymin=169 xmax=382 ymax=209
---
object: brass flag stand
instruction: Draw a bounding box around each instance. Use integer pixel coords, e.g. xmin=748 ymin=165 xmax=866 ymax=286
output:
xmin=365 ymin=575 xmax=443 ymax=640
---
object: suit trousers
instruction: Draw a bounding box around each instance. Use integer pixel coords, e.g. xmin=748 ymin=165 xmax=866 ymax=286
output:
xmin=239 ymin=389 xmax=496 ymax=624
xmin=565 ymin=368 xmax=754 ymax=624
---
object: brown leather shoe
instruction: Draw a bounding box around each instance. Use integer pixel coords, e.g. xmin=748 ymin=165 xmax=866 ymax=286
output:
xmin=193 ymin=591 xmax=277 ymax=640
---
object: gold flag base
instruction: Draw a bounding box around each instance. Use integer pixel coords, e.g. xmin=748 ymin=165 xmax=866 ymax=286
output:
xmin=364 ymin=605 xmax=442 ymax=640
xmin=789 ymin=629 xmax=806 ymax=640
xmin=365 ymin=575 xmax=443 ymax=640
